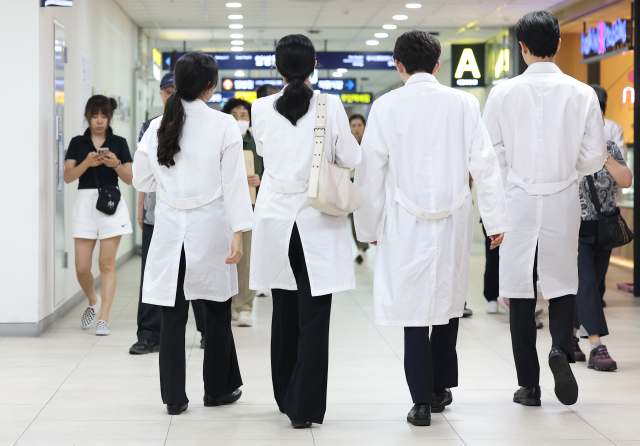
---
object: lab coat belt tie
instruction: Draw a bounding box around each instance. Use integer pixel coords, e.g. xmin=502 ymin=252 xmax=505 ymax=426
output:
xmin=395 ymin=187 xmax=470 ymax=220
xmin=507 ymin=169 xmax=579 ymax=196
xmin=156 ymin=184 xmax=223 ymax=210
xmin=266 ymin=174 xmax=308 ymax=194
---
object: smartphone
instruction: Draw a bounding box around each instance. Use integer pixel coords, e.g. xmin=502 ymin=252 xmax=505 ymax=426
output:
xmin=97 ymin=148 xmax=110 ymax=155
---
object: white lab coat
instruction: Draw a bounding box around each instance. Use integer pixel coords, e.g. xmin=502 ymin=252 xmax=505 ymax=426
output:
xmin=482 ymin=63 xmax=606 ymax=300
xmin=132 ymin=99 xmax=253 ymax=306
xmin=604 ymin=118 xmax=627 ymax=161
xmin=249 ymin=88 xmax=362 ymax=296
xmin=354 ymin=73 xmax=510 ymax=326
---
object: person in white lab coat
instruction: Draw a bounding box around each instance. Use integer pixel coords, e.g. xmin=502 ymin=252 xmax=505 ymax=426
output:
xmin=249 ymin=34 xmax=361 ymax=428
xmin=482 ymin=11 xmax=606 ymax=407
xmin=133 ymin=52 xmax=254 ymax=416
xmin=354 ymin=30 xmax=510 ymax=427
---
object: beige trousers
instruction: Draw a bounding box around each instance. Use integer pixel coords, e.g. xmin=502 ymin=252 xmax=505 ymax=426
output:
xmin=232 ymin=230 xmax=256 ymax=313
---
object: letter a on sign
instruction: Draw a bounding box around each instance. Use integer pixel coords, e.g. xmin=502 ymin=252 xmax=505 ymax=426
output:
xmin=455 ymin=48 xmax=482 ymax=79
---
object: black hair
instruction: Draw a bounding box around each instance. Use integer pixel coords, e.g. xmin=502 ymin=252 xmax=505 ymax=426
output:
xmin=591 ymin=84 xmax=608 ymax=113
xmin=256 ymin=84 xmax=281 ymax=98
xmin=157 ymin=52 xmax=218 ymax=167
xmin=222 ymin=98 xmax=252 ymax=120
xmin=84 ymin=95 xmax=117 ymax=127
xmin=393 ymin=30 xmax=441 ymax=74
xmin=349 ymin=114 xmax=366 ymax=126
xmin=515 ymin=11 xmax=561 ymax=58
xmin=273 ymin=34 xmax=316 ymax=126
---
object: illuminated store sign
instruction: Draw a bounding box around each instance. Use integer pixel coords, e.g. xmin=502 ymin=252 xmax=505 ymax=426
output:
xmin=152 ymin=48 xmax=162 ymax=81
xmin=581 ymin=19 xmax=630 ymax=56
xmin=452 ymin=44 xmax=485 ymax=87
xmin=340 ymin=93 xmax=372 ymax=104
xmin=41 ymin=0 xmax=72 ymax=5
xmin=623 ymin=86 xmax=635 ymax=104
xmin=163 ymin=52 xmax=395 ymax=70
xmin=222 ymin=78 xmax=356 ymax=92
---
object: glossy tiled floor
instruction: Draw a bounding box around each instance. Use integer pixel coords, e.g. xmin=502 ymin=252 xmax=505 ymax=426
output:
xmin=1 ymin=243 xmax=639 ymax=446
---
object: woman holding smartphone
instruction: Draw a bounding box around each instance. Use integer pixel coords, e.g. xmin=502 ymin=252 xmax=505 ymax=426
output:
xmin=133 ymin=52 xmax=253 ymax=415
xmin=64 ymin=95 xmax=133 ymax=336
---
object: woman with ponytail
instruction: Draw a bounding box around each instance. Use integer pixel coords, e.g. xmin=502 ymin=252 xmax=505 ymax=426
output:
xmin=249 ymin=34 xmax=361 ymax=428
xmin=133 ymin=52 xmax=253 ymax=415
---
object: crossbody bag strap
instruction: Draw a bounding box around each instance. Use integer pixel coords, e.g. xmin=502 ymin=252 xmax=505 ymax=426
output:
xmin=585 ymin=175 xmax=603 ymax=217
xmin=91 ymin=165 xmax=101 ymax=191
xmin=308 ymin=93 xmax=327 ymax=199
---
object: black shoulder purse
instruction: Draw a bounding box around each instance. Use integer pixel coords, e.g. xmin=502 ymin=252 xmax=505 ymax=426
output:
xmin=92 ymin=166 xmax=121 ymax=216
xmin=585 ymin=175 xmax=633 ymax=249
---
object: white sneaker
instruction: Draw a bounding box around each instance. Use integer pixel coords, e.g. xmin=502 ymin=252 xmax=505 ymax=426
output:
xmin=237 ymin=311 xmax=252 ymax=327
xmin=497 ymin=296 xmax=510 ymax=313
xmin=81 ymin=296 xmax=101 ymax=329
xmin=95 ymin=320 xmax=110 ymax=336
xmin=486 ymin=301 xmax=499 ymax=314
xmin=231 ymin=310 xmax=239 ymax=322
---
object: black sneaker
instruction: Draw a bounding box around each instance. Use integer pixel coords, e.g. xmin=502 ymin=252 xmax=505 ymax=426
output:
xmin=513 ymin=386 xmax=541 ymax=406
xmin=462 ymin=304 xmax=473 ymax=318
xmin=431 ymin=389 xmax=452 ymax=413
xmin=129 ymin=339 xmax=160 ymax=355
xmin=549 ymin=347 xmax=578 ymax=405
xmin=200 ymin=336 xmax=205 ymax=349
xmin=407 ymin=404 xmax=431 ymax=426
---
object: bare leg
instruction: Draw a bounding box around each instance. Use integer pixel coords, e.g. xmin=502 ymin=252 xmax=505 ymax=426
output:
xmin=98 ymin=236 xmax=122 ymax=323
xmin=75 ymin=238 xmax=98 ymax=306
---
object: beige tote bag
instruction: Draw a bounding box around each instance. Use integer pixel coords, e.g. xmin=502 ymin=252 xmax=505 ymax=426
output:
xmin=308 ymin=93 xmax=363 ymax=216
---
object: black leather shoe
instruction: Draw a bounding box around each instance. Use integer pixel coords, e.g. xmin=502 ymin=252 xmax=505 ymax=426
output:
xmin=166 ymin=403 xmax=188 ymax=415
xmin=200 ymin=336 xmax=205 ymax=349
xmin=513 ymin=386 xmax=541 ymax=406
xmin=291 ymin=421 xmax=312 ymax=428
xmin=431 ymin=389 xmax=452 ymax=413
xmin=204 ymin=388 xmax=242 ymax=406
xmin=407 ymin=404 xmax=431 ymax=426
xmin=549 ymin=347 xmax=578 ymax=405
xmin=129 ymin=339 xmax=159 ymax=355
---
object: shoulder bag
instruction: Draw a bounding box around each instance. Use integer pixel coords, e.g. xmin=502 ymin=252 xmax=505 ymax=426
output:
xmin=92 ymin=166 xmax=121 ymax=216
xmin=585 ymin=175 xmax=633 ymax=249
xmin=308 ymin=93 xmax=363 ymax=216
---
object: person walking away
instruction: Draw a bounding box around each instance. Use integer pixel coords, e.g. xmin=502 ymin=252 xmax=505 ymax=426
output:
xmin=133 ymin=52 xmax=253 ymax=415
xmin=222 ymin=98 xmax=263 ymax=327
xmin=354 ymin=30 xmax=510 ymax=427
xmin=573 ymin=87 xmax=632 ymax=371
xmin=130 ymin=72 xmax=207 ymax=354
xmin=250 ymin=34 xmax=361 ymax=428
xmin=64 ymin=95 xmax=133 ymax=336
xmin=348 ymin=114 xmax=370 ymax=264
xmin=482 ymin=11 xmax=606 ymax=407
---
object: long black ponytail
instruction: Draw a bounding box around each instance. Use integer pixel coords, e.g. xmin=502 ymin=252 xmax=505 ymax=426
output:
xmin=156 ymin=51 xmax=218 ymax=167
xmin=273 ymin=34 xmax=316 ymax=126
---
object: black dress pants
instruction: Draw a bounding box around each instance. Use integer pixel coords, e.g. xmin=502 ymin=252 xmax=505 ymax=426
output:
xmin=137 ymin=224 xmax=205 ymax=343
xmin=404 ymin=318 xmax=459 ymax=404
xmin=574 ymin=236 xmax=610 ymax=337
xmin=509 ymin=247 xmax=576 ymax=387
xmin=159 ymin=247 xmax=242 ymax=405
xmin=482 ymin=225 xmax=499 ymax=302
xmin=271 ymin=224 xmax=332 ymax=424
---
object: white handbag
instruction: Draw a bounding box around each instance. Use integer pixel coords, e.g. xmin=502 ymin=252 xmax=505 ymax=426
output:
xmin=308 ymin=93 xmax=363 ymax=216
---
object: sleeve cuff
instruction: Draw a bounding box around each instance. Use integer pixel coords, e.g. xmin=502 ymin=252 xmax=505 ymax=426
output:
xmin=232 ymin=221 xmax=253 ymax=233
xmin=484 ymin=225 xmax=511 ymax=237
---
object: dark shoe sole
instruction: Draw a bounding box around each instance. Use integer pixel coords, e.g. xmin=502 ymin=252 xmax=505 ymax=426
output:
xmin=291 ymin=421 xmax=312 ymax=429
xmin=513 ymin=397 xmax=541 ymax=406
xmin=574 ymin=355 xmax=586 ymax=362
xmin=149 ymin=344 xmax=160 ymax=353
xmin=588 ymin=362 xmax=618 ymax=371
xmin=204 ymin=390 xmax=242 ymax=407
xmin=407 ymin=417 xmax=431 ymax=426
xmin=129 ymin=348 xmax=149 ymax=355
xmin=431 ymin=399 xmax=452 ymax=413
xmin=549 ymin=354 xmax=579 ymax=405
xmin=167 ymin=404 xmax=188 ymax=415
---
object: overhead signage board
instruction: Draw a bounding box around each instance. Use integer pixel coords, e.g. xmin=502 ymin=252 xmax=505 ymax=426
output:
xmin=451 ymin=44 xmax=485 ymax=87
xmin=42 ymin=0 xmax=72 ymax=5
xmin=339 ymin=93 xmax=372 ymax=104
xmin=222 ymin=78 xmax=284 ymax=91
xmin=581 ymin=18 xmax=631 ymax=58
xmin=163 ymin=52 xmax=395 ymax=71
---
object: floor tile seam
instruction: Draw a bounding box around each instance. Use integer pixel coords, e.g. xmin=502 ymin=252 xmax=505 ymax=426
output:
xmin=562 ymin=398 xmax=618 ymax=445
xmin=440 ymin=410 xmax=468 ymax=445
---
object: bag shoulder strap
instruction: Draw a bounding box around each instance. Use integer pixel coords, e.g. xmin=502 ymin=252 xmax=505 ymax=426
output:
xmin=91 ymin=165 xmax=101 ymax=190
xmin=585 ymin=175 xmax=603 ymax=216
xmin=308 ymin=93 xmax=327 ymax=199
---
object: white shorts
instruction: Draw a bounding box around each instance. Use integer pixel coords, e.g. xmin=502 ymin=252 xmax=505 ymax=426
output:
xmin=72 ymin=189 xmax=133 ymax=240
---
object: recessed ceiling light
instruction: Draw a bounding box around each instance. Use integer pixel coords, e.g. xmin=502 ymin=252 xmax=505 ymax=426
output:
xmin=405 ymin=3 xmax=422 ymax=8
xmin=226 ymin=2 xmax=242 ymax=7
xmin=337 ymin=68 xmax=348 ymax=73
xmin=230 ymin=33 xmax=244 ymax=38
xmin=374 ymin=33 xmax=388 ymax=38
xmin=229 ymin=24 xmax=243 ymax=29
xmin=383 ymin=24 xmax=397 ymax=29
xmin=393 ymin=14 xmax=408 ymax=20
xmin=332 ymin=72 xmax=343 ymax=77
xmin=231 ymin=46 xmax=243 ymax=51
xmin=235 ymin=70 xmax=246 ymax=76
xmin=366 ymin=40 xmax=379 ymax=45
xmin=228 ymin=14 xmax=243 ymax=19
xmin=231 ymin=40 xmax=244 ymax=45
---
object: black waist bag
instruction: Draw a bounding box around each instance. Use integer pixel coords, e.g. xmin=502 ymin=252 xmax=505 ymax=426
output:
xmin=586 ymin=175 xmax=633 ymax=249
xmin=92 ymin=167 xmax=121 ymax=215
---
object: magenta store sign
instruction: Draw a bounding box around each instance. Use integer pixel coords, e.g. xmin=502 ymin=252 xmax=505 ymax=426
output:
xmin=581 ymin=18 xmax=629 ymax=56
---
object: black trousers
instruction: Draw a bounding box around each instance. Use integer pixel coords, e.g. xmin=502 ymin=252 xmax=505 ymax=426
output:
xmin=509 ymin=247 xmax=576 ymax=387
xmin=271 ymin=224 xmax=332 ymax=424
xmin=404 ymin=318 xmax=459 ymax=404
xmin=482 ymin=225 xmax=499 ymax=302
xmin=574 ymin=236 xmax=610 ymax=337
xmin=159 ymin=247 xmax=242 ymax=405
xmin=137 ymin=223 xmax=205 ymax=343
